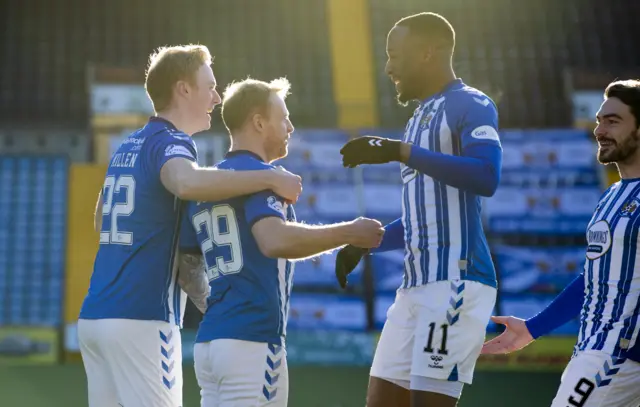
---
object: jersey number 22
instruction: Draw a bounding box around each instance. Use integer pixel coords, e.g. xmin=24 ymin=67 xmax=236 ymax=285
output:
xmin=100 ymin=175 xmax=136 ymax=245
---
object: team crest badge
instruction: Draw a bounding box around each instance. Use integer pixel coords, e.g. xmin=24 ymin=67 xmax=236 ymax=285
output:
xmin=420 ymin=113 xmax=433 ymax=129
xmin=620 ymin=198 xmax=640 ymax=217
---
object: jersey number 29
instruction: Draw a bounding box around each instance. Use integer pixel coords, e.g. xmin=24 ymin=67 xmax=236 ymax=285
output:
xmin=100 ymin=175 xmax=136 ymax=245
xmin=192 ymin=204 xmax=243 ymax=281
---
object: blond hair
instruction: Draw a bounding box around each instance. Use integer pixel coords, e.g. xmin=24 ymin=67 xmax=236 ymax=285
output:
xmin=221 ymin=77 xmax=291 ymax=133
xmin=144 ymin=44 xmax=212 ymax=112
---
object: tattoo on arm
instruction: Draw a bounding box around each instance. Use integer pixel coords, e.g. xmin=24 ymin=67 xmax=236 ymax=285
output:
xmin=178 ymin=253 xmax=210 ymax=313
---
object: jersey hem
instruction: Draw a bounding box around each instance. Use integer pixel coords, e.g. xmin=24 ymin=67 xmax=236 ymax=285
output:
xmin=78 ymin=315 xmax=171 ymax=323
xmin=401 ymin=275 xmax=497 ymax=290
xmin=195 ymin=332 xmax=284 ymax=346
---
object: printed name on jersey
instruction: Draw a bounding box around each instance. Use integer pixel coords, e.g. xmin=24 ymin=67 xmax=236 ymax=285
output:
xmin=470 ymin=125 xmax=500 ymax=142
xmin=585 ymin=220 xmax=611 ymax=260
xmin=619 ymin=198 xmax=640 ymax=217
xmin=164 ymin=144 xmax=194 ymax=159
xmin=110 ymin=152 xmax=138 ymax=168
xmin=267 ymin=196 xmax=286 ymax=216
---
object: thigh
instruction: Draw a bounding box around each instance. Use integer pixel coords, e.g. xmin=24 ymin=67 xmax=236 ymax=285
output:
xmin=194 ymin=342 xmax=219 ymax=407
xmin=370 ymin=290 xmax=416 ymax=384
xmin=410 ymin=281 xmax=496 ymax=386
xmin=551 ymin=352 xmax=640 ymax=407
xmin=78 ymin=320 xmax=121 ymax=407
xmin=211 ymin=339 xmax=289 ymax=407
xmin=366 ymin=376 xmax=410 ymax=407
xmin=102 ymin=320 xmax=183 ymax=407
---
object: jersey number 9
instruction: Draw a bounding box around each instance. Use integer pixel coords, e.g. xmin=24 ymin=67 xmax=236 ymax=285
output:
xmin=192 ymin=204 xmax=243 ymax=281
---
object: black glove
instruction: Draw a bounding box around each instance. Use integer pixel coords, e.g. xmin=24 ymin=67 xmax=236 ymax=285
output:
xmin=335 ymin=245 xmax=368 ymax=289
xmin=340 ymin=136 xmax=402 ymax=168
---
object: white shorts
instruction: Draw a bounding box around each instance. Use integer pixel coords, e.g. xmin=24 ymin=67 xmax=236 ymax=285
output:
xmin=194 ymin=338 xmax=289 ymax=407
xmin=551 ymin=350 xmax=640 ymax=407
xmin=370 ymin=280 xmax=496 ymax=389
xmin=78 ymin=318 xmax=183 ymax=407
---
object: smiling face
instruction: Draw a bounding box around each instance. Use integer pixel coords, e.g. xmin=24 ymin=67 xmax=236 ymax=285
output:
xmin=184 ymin=64 xmax=221 ymax=133
xmin=385 ymin=25 xmax=429 ymax=106
xmin=594 ymin=97 xmax=640 ymax=165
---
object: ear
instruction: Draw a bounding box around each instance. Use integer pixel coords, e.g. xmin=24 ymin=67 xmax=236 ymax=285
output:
xmin=176 ymin=80 xmax=190 ymax=98
xmin=424 ymin=45 xmax=434 ymax=62
xmin=252 ymin=113 xmax=264 ymax=132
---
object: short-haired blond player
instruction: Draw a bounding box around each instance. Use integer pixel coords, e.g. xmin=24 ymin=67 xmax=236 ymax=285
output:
xmin=179 ymin=77 xmax=385 ymax=407
xmin=78 ymin=45 xmax=302 ymax=407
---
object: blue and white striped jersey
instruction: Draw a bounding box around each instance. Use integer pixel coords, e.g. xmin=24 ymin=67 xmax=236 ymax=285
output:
xmin=180 ymin=151 xmax=296 ymax=346
xmin=80 ymin=117 xmax=197 ymax=326
xmin=400 ymin=79 xmax=499 ymax=289
xmin=576 ymin=179 xmax=640 ymax=359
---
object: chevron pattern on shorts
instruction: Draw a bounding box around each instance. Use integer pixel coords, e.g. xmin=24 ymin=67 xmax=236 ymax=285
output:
xmin=263 ymin=343 xmax=283 ymax=401
xmin=595 ymin=356 xmax=625 ymax=388
xmin=160 ymin=329 xmax=175 ymax=390
xmin=447 ymin=281 xmax=465 ymax=326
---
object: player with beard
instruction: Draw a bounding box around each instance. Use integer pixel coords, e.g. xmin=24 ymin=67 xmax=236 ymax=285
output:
xmin=334 ymin=12 xmax=503 ymax=407
xmin=482 ymin=79 xmax=640 ymax=407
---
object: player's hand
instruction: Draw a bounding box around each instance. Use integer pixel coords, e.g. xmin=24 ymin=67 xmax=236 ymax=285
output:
xmin=335 ymin=244 xmax=368 ymax=289
xmin=340 ymin=136 xmax=402 ymax=167
xmin=481 ymin=316 xmax=535 ymax=355
xmin=347 ymin=217 xmax=384 ymax=248
xmin=269 ymin=166 xmax=302 ymax=204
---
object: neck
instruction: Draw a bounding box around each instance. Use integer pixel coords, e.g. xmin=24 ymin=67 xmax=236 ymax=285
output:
xmin=616 ymin=160 xmax=640 ymax=180
xmin=156 ymin=106 xmax=195 ymax=136
xmin=418 ymin=64 xmax=457 ymax=101
xmin=229 ymin=133 xmax=269 ymax=162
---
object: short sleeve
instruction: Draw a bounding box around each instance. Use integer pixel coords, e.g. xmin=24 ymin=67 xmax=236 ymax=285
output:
xmin=150 ymin=131 xmax=198 ymax=175
xmin=458 ymin=95 xmax=501 ymax=150
xmin=244 ymin=191 xmax=287 ymax=228
xmin=179 ymin=203 xmax=201 ymax=254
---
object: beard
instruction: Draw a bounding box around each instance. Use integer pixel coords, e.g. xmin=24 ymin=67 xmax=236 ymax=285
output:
xmin=394 ymin=79 xmax=420 ymax=107
xmin=597 ymin=130 xmax=640 ymax=164
xmin=265 ymin=137 xmax=288 ymax=163
xmin=273 ymin=144 xmax=288 ymax=161
xmin=395 ymin=85 xmax=416 ymax=107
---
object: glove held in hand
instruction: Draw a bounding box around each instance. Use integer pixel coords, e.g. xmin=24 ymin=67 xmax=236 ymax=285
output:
xmin=335 ymin=245 xmax=368 ymax=289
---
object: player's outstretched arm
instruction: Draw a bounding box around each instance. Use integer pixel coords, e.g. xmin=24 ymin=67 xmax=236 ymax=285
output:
xmin=333 ymin=218 xmax=405 ymax=289
xmin=94 ymin=189 xmax=103 ymax=233
xmin=482 ymin=273 xmax=585 ymax=355
xmin=177 ymin=253 xmax=210 ymax=314
xmin=370 ymin=218 xmax=404 ymax=253
xmin=252 ymin=217 xmax=384 ymax=261
xmin=340 ymin=136 xmax=501 ymax=196
xmin=399 ymin=142 xmax=501 ymax=197
xmin=160 ymin=158 xmax=302 ymax=203
xmin=480 ymin=316 xmax=535 ymax=354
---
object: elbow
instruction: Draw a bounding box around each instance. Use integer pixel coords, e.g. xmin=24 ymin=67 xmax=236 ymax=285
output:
xmin=475 ymin=167 xmax=500 ymax=197
xmin=163 ymin=161 xmax=199 ymax=200
xmin=173 ymin=173 xmax=199 ymax=200
xmin=175 ymin=183 xmax=194 ymax=200
xmin=478 ymin=178 xmax=499 ymax=197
